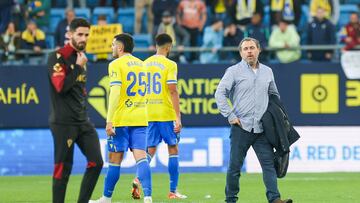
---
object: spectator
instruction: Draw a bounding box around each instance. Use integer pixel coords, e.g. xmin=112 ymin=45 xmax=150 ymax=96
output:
xmin=177 ymin=0 xmax=207 ymax=61
xmin=66 ymin=0 xmax=86 ymax=8
xmin=228 ymin=0 xmax=264 ymax=26
xmin=135 ymin=0 xmax=154 ymax=34
xmin=270 ymin=0 xmax=302 ymax=26
xmin=11 ymin=1 xmax=28 ymax=32
xmin=26 ymin=0 xmax=51 ymax=31
xmin=310 ymin=0 xmax=339 ymax=25
xmin=55 ymin=9 xmax=75 ymax=49
xmin=209 ymin=0 xmax=233 ymax=21
xmin=341 ymin=12 xmax=360 ymax=51
xmin=153 ymin=10 xmax=190 ymax=62
xmin=200 ymin=18 xmax=224 ymax=63
xmin=307 ymin=7 xmax=336 ymax=61
xmin=0 ymin=0 xmax=14 ymax=33
xmin=245 ymin=12 xmax=269 ymax=52
xmin=0 ymin=22 xmax=21 ymax=62
xmin=152 ymin=0 xmax=178 ymax=29
xmin=269 ymin=19 xmax=301 ymax=63
xmin=223 ymin=22 xmax=244 ymax=61
xmin=94 ymin=15 xmax=111 ymax=62
xmin=21 ymin=20 xmax=46 ymax=52
xmin=97 ymin=15 xmax=107 ymax=26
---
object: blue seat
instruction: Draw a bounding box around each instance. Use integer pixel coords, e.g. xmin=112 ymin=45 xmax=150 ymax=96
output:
xmin=92 ymin=7 xmax=114 ymax=24
xmin=338 ymin=4 xmax=359 ymax=29
xmin=50 ymin=8 xmax=65 ymax=33
xmin=263 ymin=6 xmax=270 ymax=28
xmin=344 ymin=0 xmax=360 ymax=4
xmin=117 ymin=8 xmax=135 ymax=34
xmin=45 ymin=35 xmax=55 ymax=49
xmin=74 ymin=8 xmax=91 ymax=20
xmin=298 ymin=5 xmax=309 ymax=44
xmin=133 ymin=34 xmax=151 ymax=60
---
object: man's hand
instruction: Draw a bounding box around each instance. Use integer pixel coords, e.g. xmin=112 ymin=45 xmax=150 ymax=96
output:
xmin=76 ymin=52 xmax=88 ymax=68
xmin=33 ymin=46 xmax=41 ymax=52
xmin=325 ymin=52 xmax=332 ymax=59
xmin=37 ymin=10 xmax=45 ymax=17
xmin=229 ymin=118 xmax=241 ymax=126
xmin=106 ymin=122 xmax=115 ymax=136
xmin=177 ymin=45 xmax=184 ymax=52
xmin=345 ymin=37 xmax=353 ymax=43
xmin=174 ymin=117 xmax=182 ymax=133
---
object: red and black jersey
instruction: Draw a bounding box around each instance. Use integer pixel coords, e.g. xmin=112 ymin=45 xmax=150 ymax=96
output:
xmin=47 ymin=44 xmax=88 ymax=124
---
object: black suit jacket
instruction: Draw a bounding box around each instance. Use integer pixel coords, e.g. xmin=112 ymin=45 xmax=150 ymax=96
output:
xmin=261 ymin=94 xmax=300 ymax=155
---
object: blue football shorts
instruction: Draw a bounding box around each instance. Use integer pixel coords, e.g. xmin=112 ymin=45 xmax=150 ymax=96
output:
xmin=107 ymin=126 xmax=147 ymax=152
xmin=147 ymin=121 xmax=180 ymax=147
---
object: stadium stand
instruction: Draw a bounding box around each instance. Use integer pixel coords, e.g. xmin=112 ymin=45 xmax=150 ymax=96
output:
xmin=92 ymin=7 xmax=115 ymax=24
xmin=49 ymin=8 xmax=65 ymax=33
xmin=117 ymin=8 xmax=135 ymax=34
xmin=74 ymin=8 xmax=91 ymax=20
xmin=338 ymin=4 xmax=359 ymax=29
xmin=132 ymin=34 xmax=151 ymax=59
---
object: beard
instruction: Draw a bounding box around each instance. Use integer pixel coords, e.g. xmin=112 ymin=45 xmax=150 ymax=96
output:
xmin=245 ymin=56 xmax=258 ymax=66
xmin=112 ymin=52 xmax=118 ymax=58
xmin=71 ymin=38 xmax=86 ymax=51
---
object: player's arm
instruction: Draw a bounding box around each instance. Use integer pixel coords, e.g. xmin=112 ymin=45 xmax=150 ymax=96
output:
xmin=47 ymin=51 xmax=86 ymax=93
xmin=106 ymin=85 xmax=121 ymax=136
xmin=168 ymin=83 xmax=182 ymax=133
xmin=167 ymin=62 xmax=182 ymax=133
xmin=106 ymin=62 xmax=122 ymax=136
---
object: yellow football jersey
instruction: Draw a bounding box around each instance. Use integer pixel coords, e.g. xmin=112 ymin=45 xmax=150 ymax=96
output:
xmin=144 ymin=55 xmax=177 ymax=121
xmin=108 ymin=54 xmax=148 ymax=127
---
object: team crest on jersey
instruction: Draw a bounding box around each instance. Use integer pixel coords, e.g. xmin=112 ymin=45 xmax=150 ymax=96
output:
xmin=53 ymin=63 xmax=62 ymax=72
xmin=110 ymin=70 xmax=117 ymax=78
xmin=125 ymin=99 xmax=133 ymax=107
xmin=67 ymin=139 xmax=73 ymax=148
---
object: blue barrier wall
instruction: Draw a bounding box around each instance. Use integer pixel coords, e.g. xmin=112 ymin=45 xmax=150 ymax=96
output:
xmin=0 ymin=128 xmax=232 ymax=176
xmin=1 ymin=62 xmax=359 ymax=128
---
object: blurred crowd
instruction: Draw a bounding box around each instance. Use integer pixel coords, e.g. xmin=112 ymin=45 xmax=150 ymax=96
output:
xmin=1 ymin=0 xmax=360 ymax=64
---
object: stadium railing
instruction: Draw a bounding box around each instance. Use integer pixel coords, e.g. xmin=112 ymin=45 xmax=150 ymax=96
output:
xmin=0 ymin=44 xmax=348 ymax=64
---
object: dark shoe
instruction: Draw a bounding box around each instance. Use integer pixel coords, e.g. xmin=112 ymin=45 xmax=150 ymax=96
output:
xmin=272 ymin=198 xmax=293 ymax=203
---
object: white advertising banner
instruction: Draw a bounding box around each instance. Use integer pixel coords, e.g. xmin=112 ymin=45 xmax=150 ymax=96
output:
xmin=246 ymin=126 xmax=360 ymax=172
xmin=341 ymin=51 xmax=360 ymax=79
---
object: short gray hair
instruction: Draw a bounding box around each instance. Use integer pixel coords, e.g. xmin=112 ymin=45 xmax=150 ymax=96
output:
xmin=238 ymin=37 xmax=261 ymax=51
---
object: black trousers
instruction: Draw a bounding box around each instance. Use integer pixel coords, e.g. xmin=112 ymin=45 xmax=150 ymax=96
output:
xmin=50 ymin=121 xmax=103 ymax=203
xmin=184 ymin=26 xmax=200 ymax=62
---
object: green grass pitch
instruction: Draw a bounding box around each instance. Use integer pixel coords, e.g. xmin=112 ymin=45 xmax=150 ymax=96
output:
xmin=0 ymin=172 xmax=359 ymax=202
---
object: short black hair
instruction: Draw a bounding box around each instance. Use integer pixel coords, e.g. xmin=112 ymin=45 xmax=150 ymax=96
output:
xmin=69 ymin=18 xmax=90 ymax=32
xmin=114 ymin=33 xmax=134 ymax=53
xmin=155 ymin=33 xmax=173 ymax=47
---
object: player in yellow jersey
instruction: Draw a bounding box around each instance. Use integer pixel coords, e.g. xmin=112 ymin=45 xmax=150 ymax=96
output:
xmin=90 ymin=34 xmax=152 ymax=203
xmin=131 ymin=33 xmax=187 ymax=199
